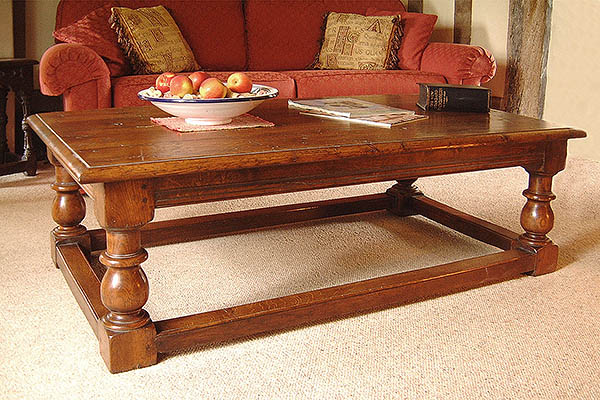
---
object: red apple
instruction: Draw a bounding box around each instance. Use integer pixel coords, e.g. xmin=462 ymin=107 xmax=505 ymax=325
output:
xmin=155 ymin=72 xmax=176 ymax=93
xmin=199 ymin=78 xmax=227 ymax=99
xmin=188 ymin=71 xmax=210 ymax=92
xmin=169 ymin=75 xmax=194 ymax=97
xmin=226 ymin=72 xmax=253 ymax=93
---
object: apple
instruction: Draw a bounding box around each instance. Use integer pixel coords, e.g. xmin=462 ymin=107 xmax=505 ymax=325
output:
xmin=155 ymin=72 xmax=176 ymax=93
xmin=226 ymin=72 xmax=253 ymax=93
xmin=169 ymin=75 xmax=194 ymax=97
xmin=199 ymin=78 xmax=227 ymax=99
xmin=188 ymin=71 xmax=210 ymax=92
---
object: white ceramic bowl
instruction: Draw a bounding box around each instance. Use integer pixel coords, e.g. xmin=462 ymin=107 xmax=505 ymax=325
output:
xmin=138 ymin=84 xmax=278 ymax=125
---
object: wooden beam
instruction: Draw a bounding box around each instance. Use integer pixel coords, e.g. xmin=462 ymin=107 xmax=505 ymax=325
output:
xmin=154 ymin=250 xmax=535 ymax=353
xmin=454 ymin=0 xmax=472 ymax=44
xmin=88 ymin=193 xmax=393 ymax=250
xmin=411 ymin=195 xmax=519 ymax=250
xmin=12 ymin=0 xmax=26 ymax=58
xmin=407 ymin=0 xmax=423 ymax=13
xmin=504 ymin=0 xmax=553 ymax=118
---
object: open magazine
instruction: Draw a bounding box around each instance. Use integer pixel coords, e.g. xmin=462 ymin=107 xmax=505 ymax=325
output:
xmin=288 ymin=97 xmax=415 ymax=117
xmin=289 ymin=97 xmax=427 ymax=128
xmin=299 ymin=111 xmax=428 ymax=128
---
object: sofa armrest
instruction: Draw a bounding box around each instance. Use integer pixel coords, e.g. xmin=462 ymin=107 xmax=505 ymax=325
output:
xmin=39 ymin=43 xmax=112 ymax=111
xmin=420 ymin=42 xmax=497 ymax=85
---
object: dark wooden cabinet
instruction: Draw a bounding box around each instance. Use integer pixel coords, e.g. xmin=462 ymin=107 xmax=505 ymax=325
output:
xmin=0 ymin=58 xmax=38 ymax=176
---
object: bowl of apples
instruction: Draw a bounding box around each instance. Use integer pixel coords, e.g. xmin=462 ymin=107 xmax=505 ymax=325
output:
xmin=138 ymin=71 xmax=278 ymax=125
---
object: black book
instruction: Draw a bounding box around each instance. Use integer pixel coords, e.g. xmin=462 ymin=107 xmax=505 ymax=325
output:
xmin=417 ymin=83 xmax=491 ymax=113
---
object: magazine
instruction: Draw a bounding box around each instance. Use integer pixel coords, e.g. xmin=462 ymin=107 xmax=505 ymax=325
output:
xmin=299 ymin=111 xmax=428 ymax=128
xmin=288 ymin=97 xmax=415 ymax=118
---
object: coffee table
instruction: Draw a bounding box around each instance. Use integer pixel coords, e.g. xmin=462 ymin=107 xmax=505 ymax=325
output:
xmin=27 ymin=95 xmax=585 ymax=373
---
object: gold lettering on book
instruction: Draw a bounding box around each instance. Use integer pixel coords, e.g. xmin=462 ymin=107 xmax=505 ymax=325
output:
xmin=430 ymin=88 xmax=449 ymax=110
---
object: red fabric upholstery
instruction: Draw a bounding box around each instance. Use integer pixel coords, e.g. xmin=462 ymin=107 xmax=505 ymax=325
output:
xmin=284 ymin=69 xmax=446 ymax=99
xmin=420 ymin=43 xmax=497 ymax=85
xmin=54 ymin=0 xmax=110 ymax=28
xmin=207 ymin=72 xmax=297 ymax=99
xmin=366 ymin=9 xmax=437 ymax=70
xmin=53 ymin=3 xmax=130 ymax=77
xmin=39 ymin=43 xmax=112 ymax=110
xmin=42 ymin=0 xmax=496 ymax=111
xmin=64 ymin=79 xmax=112 ymax=111
xmin=55 ymin=0 xmax=247 ymax=71
xmin=244 ymin=0 xmax=406 ymax=71
xmin=112 ymin=71 xmax=297 ymax=108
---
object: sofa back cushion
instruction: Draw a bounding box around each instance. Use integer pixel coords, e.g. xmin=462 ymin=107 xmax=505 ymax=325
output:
xmin=244 ymin=0 xmax=406 ymax=71
xmin=366 ymin=9 xmax=438 ymax=70
xmin=54 ymin=0 xmax=247 ymax=71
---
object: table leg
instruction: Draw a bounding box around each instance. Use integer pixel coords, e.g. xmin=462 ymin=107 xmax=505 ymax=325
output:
xmin=386 ymin=179 xmax=421 ymax=216
xmin=517 ymin=141 xmax=567 ymax=276
xmin=0 ymin=87 xmax=7 ymax=164
xmin=16 ymin=88 xmax=36 ymax=176
xmin=97 ymin=228 xmax=156 ymax=373
xmin=518 ymin=170 xmax=559 ymax=275
xmin=95 ymin=180 xmax=157 ymax=373
xmin=49 ymin=152 xmax=89 ymax=267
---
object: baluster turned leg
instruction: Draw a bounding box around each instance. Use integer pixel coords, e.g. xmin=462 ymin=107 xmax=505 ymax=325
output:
xmin=17 ymin=88 xmax=36 ymax=176
xmin=518 ymin=170 xmax=559 ymax=275
xmin=49 ymin=153 xmax=89 ymax=266
xmin=95 ymin=180 xmax=157 ymax=373
xmin=386 ymin=179 xmax=422 ymax=216
xmin=99 ymin=229 xmax=151 ymax=332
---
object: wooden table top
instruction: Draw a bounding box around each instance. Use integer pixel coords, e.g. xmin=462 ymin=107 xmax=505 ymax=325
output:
xmin=27 ymin=95 xmax=585 ymax=184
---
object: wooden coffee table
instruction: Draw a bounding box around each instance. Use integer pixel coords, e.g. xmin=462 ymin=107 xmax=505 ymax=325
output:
xmin=27 ymin=95 xmax=585 ymax=373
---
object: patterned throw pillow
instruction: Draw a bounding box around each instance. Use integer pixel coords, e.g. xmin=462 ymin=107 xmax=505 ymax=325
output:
xmin=109 ymin=5 xmax=199 ymax=74
xmin=311 ymin=12 xmax=403 ymax=70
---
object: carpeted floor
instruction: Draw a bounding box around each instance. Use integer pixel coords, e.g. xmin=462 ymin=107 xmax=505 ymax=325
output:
xmin=1 ymin=158 xmax=598 ymax=399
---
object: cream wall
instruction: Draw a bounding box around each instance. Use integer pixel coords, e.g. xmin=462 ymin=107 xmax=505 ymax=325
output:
xmin=1 ymin=0 xmax=14 ymax=58
xmin=544 ymin=0 xmax=599 ymax=161
xmin=423 ymin=0 xmax=454 ymax=43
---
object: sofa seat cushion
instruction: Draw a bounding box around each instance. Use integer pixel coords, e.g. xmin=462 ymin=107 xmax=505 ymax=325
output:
xmin=283 ymin=69 xmax=446 ymax=99
xmin=244 ymin=0 xmax=406 ymax=71
xmin=112 ymin=71 xmax=296 ymax=108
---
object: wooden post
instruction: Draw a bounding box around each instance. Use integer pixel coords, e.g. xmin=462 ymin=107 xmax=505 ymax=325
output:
xmin=454 ymin=0 xmax=472 ymax=44
xmin=407 ymin=0 xmax=423 ymax=13
xmin=504 ymin=0 xmax=553 ymax=118
xmin=12 ymin=0 xmax=26 ymax=58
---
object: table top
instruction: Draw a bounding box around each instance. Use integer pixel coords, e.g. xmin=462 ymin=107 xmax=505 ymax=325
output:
xmin=27 ymin=95 xmax=585 ymax=184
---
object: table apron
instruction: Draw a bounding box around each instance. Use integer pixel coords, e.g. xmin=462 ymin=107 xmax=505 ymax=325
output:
xmin=153 ymin=141 xmax=547 ymax=208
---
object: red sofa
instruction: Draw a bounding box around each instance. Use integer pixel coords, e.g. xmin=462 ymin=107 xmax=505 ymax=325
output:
xmin=39 ymin=0 xmax=497 ymax=111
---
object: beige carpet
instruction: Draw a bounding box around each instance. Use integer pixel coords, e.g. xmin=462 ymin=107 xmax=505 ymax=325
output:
xmin=1 ymin=158 xmax=598 ymax=399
